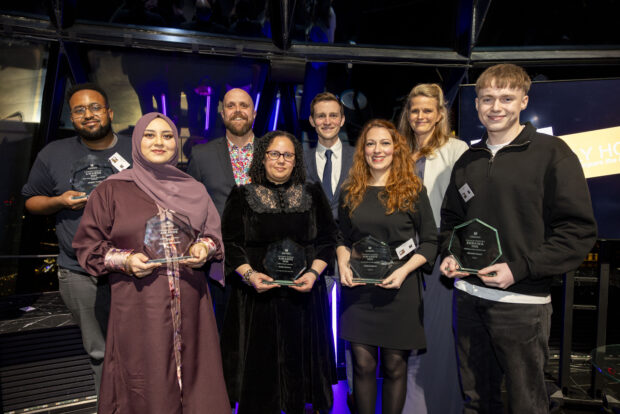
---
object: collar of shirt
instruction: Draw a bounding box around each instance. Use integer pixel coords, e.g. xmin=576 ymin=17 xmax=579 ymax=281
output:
xmin=317 ymin=138 xmax=342 ymax=160
xmin=227 ymin=136 xmax=254 ymax=153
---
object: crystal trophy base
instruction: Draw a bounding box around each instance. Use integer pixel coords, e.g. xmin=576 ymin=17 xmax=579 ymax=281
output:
xmin=146 ymin=256 xmax=193 ymax=264
xmin=351 ymin=278 xmax=386 ymax=285
xmin=262 ymin=279 xmax=304 ymax=286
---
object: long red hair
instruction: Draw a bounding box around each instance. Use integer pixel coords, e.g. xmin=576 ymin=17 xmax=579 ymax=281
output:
xmin=343 ymin=119 xmax=423 ymax=215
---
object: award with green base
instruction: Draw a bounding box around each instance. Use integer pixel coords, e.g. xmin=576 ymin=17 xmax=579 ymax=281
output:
xmin=448 ymin=218 xmax=502 ymax=275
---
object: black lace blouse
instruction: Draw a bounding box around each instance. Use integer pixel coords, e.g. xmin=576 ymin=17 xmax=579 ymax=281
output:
xmin=222 ymin=180 xmax=337 ymax=274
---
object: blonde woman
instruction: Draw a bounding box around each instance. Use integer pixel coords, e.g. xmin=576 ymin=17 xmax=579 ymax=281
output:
xmin=397 ymin=84 xmax=468 ymax=414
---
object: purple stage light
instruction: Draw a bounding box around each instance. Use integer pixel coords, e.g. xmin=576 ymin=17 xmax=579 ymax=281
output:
xmin=160 ymin=94 xmax=167 ymax=116
xmin=272 ymin=97 xmax=281 ymax=131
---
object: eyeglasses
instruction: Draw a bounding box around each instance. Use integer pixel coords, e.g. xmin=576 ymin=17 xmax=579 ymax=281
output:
xmin=266 ymin=150 xmax=295 ymax=162
xmin=70 ymin=103 xmax=107 ymax=118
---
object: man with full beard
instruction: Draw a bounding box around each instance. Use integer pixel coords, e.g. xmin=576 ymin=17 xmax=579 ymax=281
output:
xmin=22 ymin=84 xmax=132 ymax=396
xmin=187 ymin=87 xmax=256 ymax=330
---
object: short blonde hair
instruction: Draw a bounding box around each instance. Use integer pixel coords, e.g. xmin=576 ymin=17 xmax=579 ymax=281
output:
xmin=475 ymin=64 xmax=531 ymax=95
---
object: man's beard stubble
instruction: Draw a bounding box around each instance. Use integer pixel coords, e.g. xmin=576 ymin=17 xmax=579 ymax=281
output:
xmin=74 ymin=117 xmax=113 ymax=141
xmin=224 ymin=113 xmax=252 ymax=137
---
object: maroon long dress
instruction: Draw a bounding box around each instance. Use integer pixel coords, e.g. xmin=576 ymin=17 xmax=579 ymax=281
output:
xmin=73 ymin=179 xmax=230 ymax=414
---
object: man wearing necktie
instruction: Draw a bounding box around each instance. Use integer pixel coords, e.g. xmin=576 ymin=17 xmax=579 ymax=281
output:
xmin=304 ymin=91 xmax=356 ymax=411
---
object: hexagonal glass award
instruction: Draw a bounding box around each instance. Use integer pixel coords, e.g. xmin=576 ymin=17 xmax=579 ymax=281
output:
xmin=144 ymin=212 xmax=198 ymax=264
xmin=350 ymin=236 xmax=394 ymax=284
xmin=70 ymin=155 xmax=114 ymax=198
xmin=448 ymin=218 xmax=502 ymax=274
xmin=262 ymin=238 xmax=307 ymax=285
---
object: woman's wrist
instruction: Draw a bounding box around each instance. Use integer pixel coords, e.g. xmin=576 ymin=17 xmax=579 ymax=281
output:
xmin=242 ymin=268 xmax=256 ymax=285
xmin=306 ymin=268 xmax=320 ymax=280
xmin=195 ymin=237 xmax=217 ymax=260
xmin=104 ymin=248 xmax=134 ymax=274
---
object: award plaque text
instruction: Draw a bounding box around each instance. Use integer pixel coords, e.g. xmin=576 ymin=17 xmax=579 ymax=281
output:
xmin=144 ymin=211 xmax=197 ymax=264
xmin=70 ymin=155 xmax=115 ymax=197
xmin=448 ymin=218 xmax=502 ymax=274
xmin=350 ymin=236 xmax=395 ymax=284
xmin=263 ymin=238 xmax=307 ymax=285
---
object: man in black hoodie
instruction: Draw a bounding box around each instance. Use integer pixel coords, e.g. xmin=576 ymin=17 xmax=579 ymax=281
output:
xmin=440 ymin=64 xmax=597 ymax=413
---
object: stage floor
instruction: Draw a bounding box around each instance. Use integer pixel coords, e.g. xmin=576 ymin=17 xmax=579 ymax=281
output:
xmin=1 ymin=292 xmax=619 ymax=414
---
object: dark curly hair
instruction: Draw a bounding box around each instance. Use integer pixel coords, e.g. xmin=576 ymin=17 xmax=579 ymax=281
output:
xmin=249 ymin=130 xmax=307 ymax=185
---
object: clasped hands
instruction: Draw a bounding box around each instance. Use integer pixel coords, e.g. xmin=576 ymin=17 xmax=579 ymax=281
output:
xmin=245 ymin=271 xmax=317 ymax=293
xmin=125 ymin=243 xmax=209 ymax=278
xmin=339 ymin=262 xmax=409 ymax=289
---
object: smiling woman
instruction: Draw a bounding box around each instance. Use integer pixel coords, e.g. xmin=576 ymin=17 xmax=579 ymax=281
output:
xmin=72 ymin=112 xmax=230 ymax=414
xmin=262 ymin=135 xmax=296 ymax=184
xmin=337 ymin=119 xmax=438 ymax=414
xmin=140 ymin=117 xmax=177 ymax=164
xmin=220 ymin=130 xmax=338 ymax=414
xmin=396 ymin=85 xmax=468 ymax=414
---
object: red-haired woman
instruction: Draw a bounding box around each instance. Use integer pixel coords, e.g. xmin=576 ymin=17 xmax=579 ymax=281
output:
xmin=336 ymin=119 xmax=438 ymax=414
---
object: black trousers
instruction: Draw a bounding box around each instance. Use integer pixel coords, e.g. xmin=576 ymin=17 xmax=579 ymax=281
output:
xmin=455 ymin=289 xmax=552 ymax=414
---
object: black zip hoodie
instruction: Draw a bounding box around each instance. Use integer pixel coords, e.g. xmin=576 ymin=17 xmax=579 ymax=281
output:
xmin=440 ymin=122 xmax=597 ymax=296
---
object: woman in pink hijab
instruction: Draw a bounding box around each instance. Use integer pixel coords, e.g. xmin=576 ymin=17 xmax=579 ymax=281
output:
xmin=73 ymin=112 xmax=230 ymax=414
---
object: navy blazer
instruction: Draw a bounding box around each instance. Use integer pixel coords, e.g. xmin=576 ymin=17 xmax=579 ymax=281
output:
xmin=187 ymin=137 xmax=236 ymax=217
xmin=304 ymin=140 xmax=355 ymax=220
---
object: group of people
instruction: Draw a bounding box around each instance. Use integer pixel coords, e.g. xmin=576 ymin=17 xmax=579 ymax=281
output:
xmin=21 ymin=62 xmax=597 ymax=414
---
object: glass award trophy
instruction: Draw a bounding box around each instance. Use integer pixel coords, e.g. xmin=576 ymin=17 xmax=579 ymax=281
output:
xmin=70 ymin=155 xmax=115 ymax=199
xmin=144 ymin=212 xmax=198 ymax=264
xmin=262 ymin=238 xmax=307 ymax=285
xmin=350 ymin=236 xmax=395 ymax=284
xmin=447 ymin=218 xmax=502 ymax=275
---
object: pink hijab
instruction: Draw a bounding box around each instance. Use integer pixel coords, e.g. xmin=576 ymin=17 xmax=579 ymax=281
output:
xmin=109 ymin=112 xmax=210 ymax=233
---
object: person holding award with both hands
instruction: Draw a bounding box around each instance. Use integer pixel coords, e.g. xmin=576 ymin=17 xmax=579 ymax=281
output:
xmin=336 ymin=119 xmax=438 ymax=414
xmin=220 ymin=131 xmax=338 ymax=414
xmin=73 ymin=112 xmax=230 ymax=414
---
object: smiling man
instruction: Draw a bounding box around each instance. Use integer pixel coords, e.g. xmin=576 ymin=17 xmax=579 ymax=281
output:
xmin=304 ymin=92 xmax=356 ymax=409
xmin=439 ymin=64 xmax=597 ymax=413
xmin=21 ymin=83 xmax=132 ymax=396
xmin=187 ymin=87 xmax=256 ymax=331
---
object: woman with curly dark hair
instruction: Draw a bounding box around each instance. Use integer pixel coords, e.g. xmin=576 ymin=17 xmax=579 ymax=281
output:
xmin=220 ymin=130 xmax=338 ymax=414
xmin=336 ymin=119 xmax=438 ymax=414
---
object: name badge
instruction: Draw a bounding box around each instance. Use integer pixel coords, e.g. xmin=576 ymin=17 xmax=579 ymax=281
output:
xmin=109 ymin=153 xmax=130 ymax=172
xmin=459 ymin=183 xmax=474 ymax=202
xmin=396 ymin=238 xmax=416 ymax=260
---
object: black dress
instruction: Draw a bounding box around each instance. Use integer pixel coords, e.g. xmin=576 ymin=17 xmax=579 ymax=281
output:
xmin=338 ymin=186 xmax=438 ymax=350
xmin=221 ymin=181 xmax=338 ymax=414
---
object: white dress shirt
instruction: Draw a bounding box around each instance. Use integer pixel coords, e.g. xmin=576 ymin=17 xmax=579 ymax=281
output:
xmin=315 ymin=139 xmax=342 ymax=191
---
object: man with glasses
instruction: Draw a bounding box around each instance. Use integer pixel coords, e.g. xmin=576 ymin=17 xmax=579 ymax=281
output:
xmin=22 ymin=83 xmax=132 ymax=396
xmin=187 ymin=87 xmax=256 ymax=331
